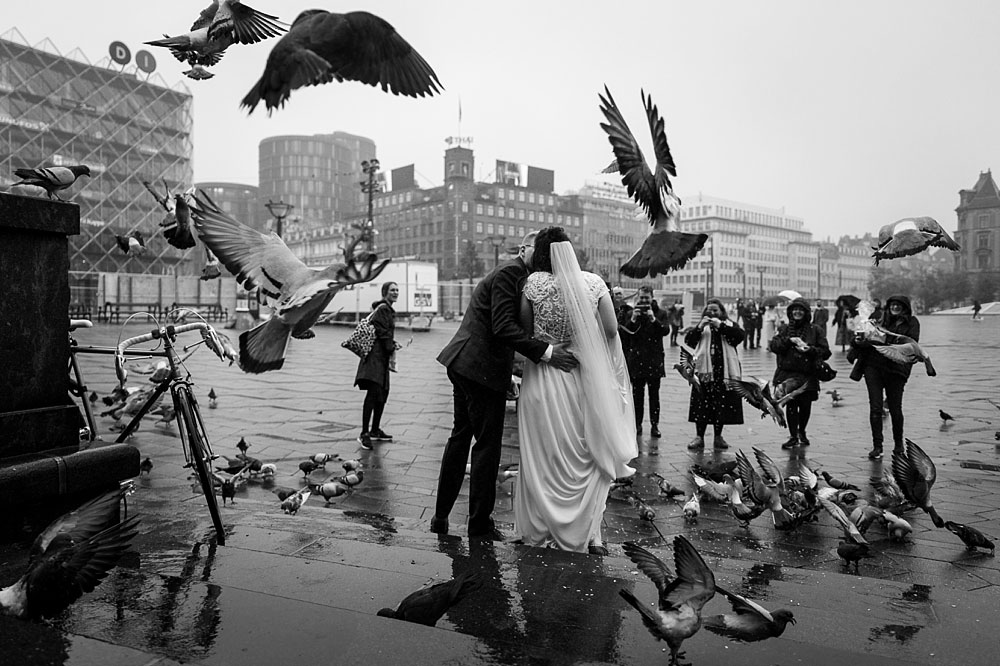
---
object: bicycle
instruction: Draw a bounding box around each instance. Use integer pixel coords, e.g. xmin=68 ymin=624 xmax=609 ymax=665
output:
xmin=67 ymin=315 xmax=235 ymax=545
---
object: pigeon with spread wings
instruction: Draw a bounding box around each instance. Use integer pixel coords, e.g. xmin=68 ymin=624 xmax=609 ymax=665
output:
xmin=872 ymin=216 xmax=960 ymax=266
xmin=241 ymin=10 xmax=443 ymax=115
xmin=189 ymin=190 xmax=390 ymax=373
xmin=599 ymin=87 xmax=707 ymax=278
xmin=145 ymin=1 xmax=285 ymax=80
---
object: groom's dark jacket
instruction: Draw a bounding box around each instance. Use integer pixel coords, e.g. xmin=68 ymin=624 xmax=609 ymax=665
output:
xmin=437 ymin=258 xmax=548 ymax=393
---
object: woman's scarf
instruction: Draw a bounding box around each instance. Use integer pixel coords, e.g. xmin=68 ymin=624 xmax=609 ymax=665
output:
xmin=693 ymin=326 xmax=742 ymax=384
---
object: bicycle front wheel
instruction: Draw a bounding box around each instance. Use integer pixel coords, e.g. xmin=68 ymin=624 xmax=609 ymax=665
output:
xmin=174 ymin=385 xmax=226 ymax=545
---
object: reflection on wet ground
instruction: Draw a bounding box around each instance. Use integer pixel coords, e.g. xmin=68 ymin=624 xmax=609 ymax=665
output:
xmin=1 ymin=317 xmax=998 ymax=665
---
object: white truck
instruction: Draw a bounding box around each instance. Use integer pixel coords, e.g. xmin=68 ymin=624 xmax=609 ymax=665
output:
xmin=322 ymin=259 xmax=438 ymax=329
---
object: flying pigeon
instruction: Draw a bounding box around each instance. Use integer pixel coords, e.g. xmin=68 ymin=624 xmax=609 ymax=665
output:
xmin=892 ymin=439 xmax=945 ymax=528
xmin=872 ymin=216 xmax=960 ymax=266
xmin=0 ymin=485 xmax=139 ymax=619
xmin=703 ymin=584 xmax=796 ymax=643
xmin=818 ymin=495 xmax=873 ymax=573
xmin=241 ymin=10 xmax=443 ymax=115
xmin=672 ymin=344 xmax=701 ymax=393
xmin=725 ymin=377 xmax=787 ymax=427
xmin=12 ymin=165 xmax=91 ymax=200
xmin=114 ymin=231 xmax=146 ymax=257
xmin=189 ymin=190 xmax=390 ymax=373
xmin=619 ymin=538 xmax=717 ymax=666
xmin=162 ymin=194 xmax=196 ymax=249
xmin=598 ymin=87 xmax=707 ymax=278
xmin=145 ymin=1 xmax=285 ymax=80
xmin=377 ymin=572 xmax=483 ymax=626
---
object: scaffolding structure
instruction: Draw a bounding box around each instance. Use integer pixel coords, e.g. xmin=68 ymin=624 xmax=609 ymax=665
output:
xmin=0 ymin=28 xmax=195 ymax=312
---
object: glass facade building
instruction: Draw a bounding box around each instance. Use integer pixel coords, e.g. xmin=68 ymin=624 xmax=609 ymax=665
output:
xmin=0 ymin=29 xmax=194 ymax=281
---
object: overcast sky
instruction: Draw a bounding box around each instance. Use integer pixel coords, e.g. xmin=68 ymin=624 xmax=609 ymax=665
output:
xmin=6 ymin=1 xmax=1000 ymax=239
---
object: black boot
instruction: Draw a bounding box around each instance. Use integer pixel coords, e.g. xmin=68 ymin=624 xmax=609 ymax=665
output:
xmin=798 ymin=431 xmax=810 ymax=446
xmin=781 ymin=435 xmax=799 ymax=450
xmin=868 ymin=444 xmax=883 ymax=460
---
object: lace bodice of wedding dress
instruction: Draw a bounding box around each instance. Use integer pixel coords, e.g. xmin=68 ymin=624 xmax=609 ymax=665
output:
xmin=524 ymin=271 xmax=607 ymax=343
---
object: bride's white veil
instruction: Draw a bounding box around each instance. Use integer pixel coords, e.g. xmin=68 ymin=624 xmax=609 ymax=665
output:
xmin=551 ymin=242 xmax=637 ymax=479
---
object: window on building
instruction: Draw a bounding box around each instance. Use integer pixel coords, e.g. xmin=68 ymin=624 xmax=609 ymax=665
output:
xmin=508 ymin=209 xmax=515 ymax=219
xmin=498 ymin=224 xmax=505 ymax=235
xmin=461 ymin=220 xmax=468 ymax=231
xmin=487 ymin=205 xmax=494 ymax=216
xmin=476 ymin=222 xmax=483 ymax=233
xmin=528 ymin=211 xmax=535 ymax=222
xmin=528 ymin=192 xmax=535 ymax=203
xmin=518 ymin=209 xmax=525 ymax=220
xmin=518 ymin=191 xmax=525 ymax=202
xmin=498 ymin=206 xmax=505 ymax=217
xmin=498 ymin=188 xmax=505 ymax=199
xmin=461 ymin=201 xmax=469 ymax=213
xmin=487 ymin=223 xmax=494 ymax=234
xmin=476 ymin=203 xmax=483 ymax=214
xmin=978 ymin=233 xmax=991 ymax=249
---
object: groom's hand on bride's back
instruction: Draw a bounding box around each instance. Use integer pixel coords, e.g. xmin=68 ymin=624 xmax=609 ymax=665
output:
xmin=548 ymin=343 xmax=578 ymax=372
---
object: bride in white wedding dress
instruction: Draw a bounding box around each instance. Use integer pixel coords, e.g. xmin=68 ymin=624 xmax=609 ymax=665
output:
xmin=514 ymin=228 xmax=637 ymax=553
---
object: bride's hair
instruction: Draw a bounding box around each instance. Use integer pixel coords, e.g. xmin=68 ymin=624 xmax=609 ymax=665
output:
xmin=533 ymin=226 xmax=570 ymax=272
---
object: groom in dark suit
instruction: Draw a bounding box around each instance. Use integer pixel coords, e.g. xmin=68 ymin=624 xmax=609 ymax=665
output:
xmin=431 ymin=231 xmax=577 ymax=539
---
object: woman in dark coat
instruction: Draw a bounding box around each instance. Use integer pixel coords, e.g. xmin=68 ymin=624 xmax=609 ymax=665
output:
xmin=355 ymin=281 xmax=401 ymax=449
xmin=684 ymin=298 xmax=745 ymax=450
xmin=850 ymin=295 xmax=920 ymax=460
xmin=769 ymin=298 xmax=831 ymax=449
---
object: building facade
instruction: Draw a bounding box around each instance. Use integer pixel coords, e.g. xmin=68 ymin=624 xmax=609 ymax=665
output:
xmin=0 ymin=29 xmax=194 ymax=288
xmin=258 ymin=132 xmax=377 ymax=233
xmin=955 ymin=170 xmax=1000 ymax=275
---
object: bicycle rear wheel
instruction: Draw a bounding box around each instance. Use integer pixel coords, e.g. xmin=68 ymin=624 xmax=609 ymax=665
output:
xmin=174 ymin=385 xmax=226 ymax=545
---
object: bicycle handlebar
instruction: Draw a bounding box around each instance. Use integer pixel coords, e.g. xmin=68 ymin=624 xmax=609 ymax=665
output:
xmin=115 ymin=322 xmax=230 ymax=386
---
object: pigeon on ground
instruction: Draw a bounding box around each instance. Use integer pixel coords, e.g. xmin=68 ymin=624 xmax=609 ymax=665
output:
xmin=12 ymin=165 xmax=91 ymax=200
xmin=943 ymin=521 xmax=996 ymax=554
xmin=826 ymin=389 xmax=843 ymax=405
xmin=258 ymin=463 xmax=276 ymax=478
xmin=311 ymin=453 xmax=339 ymax=466
xmin=281 ymin=488 xmax=310 ymax=515
xmin=619 ymin=538 xmax=717 ymax=666
xmin=208 ymin=388 xmax=218 ymax=409
xmin=241 ymin=9 xmax=443 ymax=115
xmin=881 ymin=510 xmax=913 ymax=542
xmin=341 ymin=459 xmax=362 ymax=472
xmin=146 ymin=1 xmax=285 ymax=80
xmin=872 ymin=216 xmax=960 ymax=266
xmin=703 ymin=584 xmax=796 ymax=643
xmin=0 ymin=485 xmax=139 ymax=619
xmin=819 ymin=495 xmax=873 ymax=573
xmin=682 ymin=494 xmax=700 ymax=524
xmin=598 ymin=87 xmax=707 ymax=278
xmin=736 ymin=449 xmax=795 ymax=529
xmin=236 ymin=437 xmax=249 ymax=455
xmin=212 ymin=465 xmax=250 ymax=505
xmin=311 ymin=481 xmax=350 ymax=502
xmin=338 ymin=470 xmax=364 ymax=487
xmin=939 ymin=410 xmax=954 ymax=423
xmin=651 ymin=473 xmax=685 ymax=498
xmin=849 ymin=503 xmax=885 ymax=536
xmin=891 ymin=439 xmax=945 ymax=528
xmin=139 ymin=457 xmax=153 ymax=476
xmin=189 ymin=190 xmax=390 ymax=373
xmin=377 ymin=572 xmax=483 ymax=626
xmin=870 ymin=472 xmax=911 ymax=514
xmin=298 ymin=460 xmax=320 ymax=477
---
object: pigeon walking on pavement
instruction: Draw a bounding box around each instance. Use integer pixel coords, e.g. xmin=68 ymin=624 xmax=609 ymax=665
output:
xmin=598 ymin=87 xmax=707 ymax=278
xmin=241 ymin=9 xmax=443 ymax=115
xmin=189 ymin=190 xmax=390 ymax=373
xmin=377 ymin=571 xmax=483 ymax=626
xmin=943 ymin=521 xmax=995 ymax=554
xmin=12 ymin=165 xmax=91 ymax=200
xmin=702 ymin=585 xmax=796 ymax=643
xmin=0 ymin=485 xmax=140 ymax=619
xmin=618 ymin=537 xmax=717 ymax=666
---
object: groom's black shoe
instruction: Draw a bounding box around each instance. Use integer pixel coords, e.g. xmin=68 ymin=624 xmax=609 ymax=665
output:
xmin=429 ymin=517 xmax=449 ymax=535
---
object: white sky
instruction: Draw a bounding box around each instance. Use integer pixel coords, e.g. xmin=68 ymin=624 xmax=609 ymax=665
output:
xmin=6 ymin=1 xmax=1000 ymax=239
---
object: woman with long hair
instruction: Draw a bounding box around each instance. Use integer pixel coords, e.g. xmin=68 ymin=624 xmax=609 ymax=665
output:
xmin=514 ymin=227 xmax=637 ymax=554
xmin=354 ymin=281 xmax=402 ymax=450
xmin=684 ymin=298 xmax=745 ymax=450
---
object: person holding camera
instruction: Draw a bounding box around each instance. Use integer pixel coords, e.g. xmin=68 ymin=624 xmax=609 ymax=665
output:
xmin=849 ymin=295 xmax=920 ymax=460
xmin=683 ymin=298 xmax=744 ymax=450
xmin=620 ymin=286 xmax=669 ymax=437
xmin=769 ymin=298 xmax=831 ymax=449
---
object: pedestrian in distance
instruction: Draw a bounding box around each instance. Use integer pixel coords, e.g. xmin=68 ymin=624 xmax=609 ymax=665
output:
xmin=812 ymin=299 xmax=829 ymax=332
xmin=684 ymin=298 xmax=745 ymax=450
xmin=666 ymin=300 xmax=685 ymax=347
xmin=761 ymin=303 xmax=779 ymax=350
xmin=620 ymin=285 xmax=669 ymax=438
xmin=769 ymin=298 xmax=831 ymax=449
xmin=972 ymin=299 xmax=982 ymax=321
xmin=355 ymin=282 xmax=403 ymax=449
xmin=430 ymin=231 xmax=578 ymax=540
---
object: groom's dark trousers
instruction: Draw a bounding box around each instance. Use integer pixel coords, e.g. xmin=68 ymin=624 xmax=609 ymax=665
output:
xmin=433 ymin=258 xmax=547 ymax=536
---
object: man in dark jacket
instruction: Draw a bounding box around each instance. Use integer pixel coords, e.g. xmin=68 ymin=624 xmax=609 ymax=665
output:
xmin=431 ymin=232 xmax=577 ymax=539
xmin=620 ymin=286 xmax=669 ymax=437
xmin=849 ymin=295 xmax=920 ymax=460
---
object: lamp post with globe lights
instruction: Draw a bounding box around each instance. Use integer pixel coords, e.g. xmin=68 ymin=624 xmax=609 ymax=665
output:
xmin=360 ymin=158 xmax=381 ymax=252
xmin=265 ymin=199 xmax=293 ymax=238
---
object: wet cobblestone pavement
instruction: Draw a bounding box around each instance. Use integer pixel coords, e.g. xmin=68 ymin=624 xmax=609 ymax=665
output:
xmin=2 ymin=315 xmax=998 ymax=665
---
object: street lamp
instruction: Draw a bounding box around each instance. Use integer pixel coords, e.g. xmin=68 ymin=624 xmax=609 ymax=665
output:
xmin=265 ymin=199 xmax=293 ymax=237
xmin=756 ymin=266 xmax=766 ymax=300
xmin=486 ymin=235 xmax=507 ymax=268
xmin=360 ymin=158 xmax=381 ymax=251
xmin=735 ymin=265 xmax=746 ymax=300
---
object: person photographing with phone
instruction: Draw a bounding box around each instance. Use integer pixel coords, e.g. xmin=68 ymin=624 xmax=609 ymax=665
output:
xmin=683 ymin=298 xmax=745 ymax=450
xmin=620 ymin=285 xmax=669 ymax=438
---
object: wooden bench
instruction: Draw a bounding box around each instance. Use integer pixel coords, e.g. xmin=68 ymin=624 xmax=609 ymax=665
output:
xmin=97 ymin=303 xmax=163 ymax=324
xmin=171 ymin=303 xmax=229 ymax=322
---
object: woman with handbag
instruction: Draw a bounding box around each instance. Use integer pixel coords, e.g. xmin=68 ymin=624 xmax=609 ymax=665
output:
xmin=354 ymin=282 xmax=402 ymax=449
xmin=769 ymin=298 xmax=831 ymax=449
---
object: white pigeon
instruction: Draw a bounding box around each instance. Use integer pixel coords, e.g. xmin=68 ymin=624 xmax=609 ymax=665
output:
xmin=189 ymin=190 xmax=390 ymax=373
